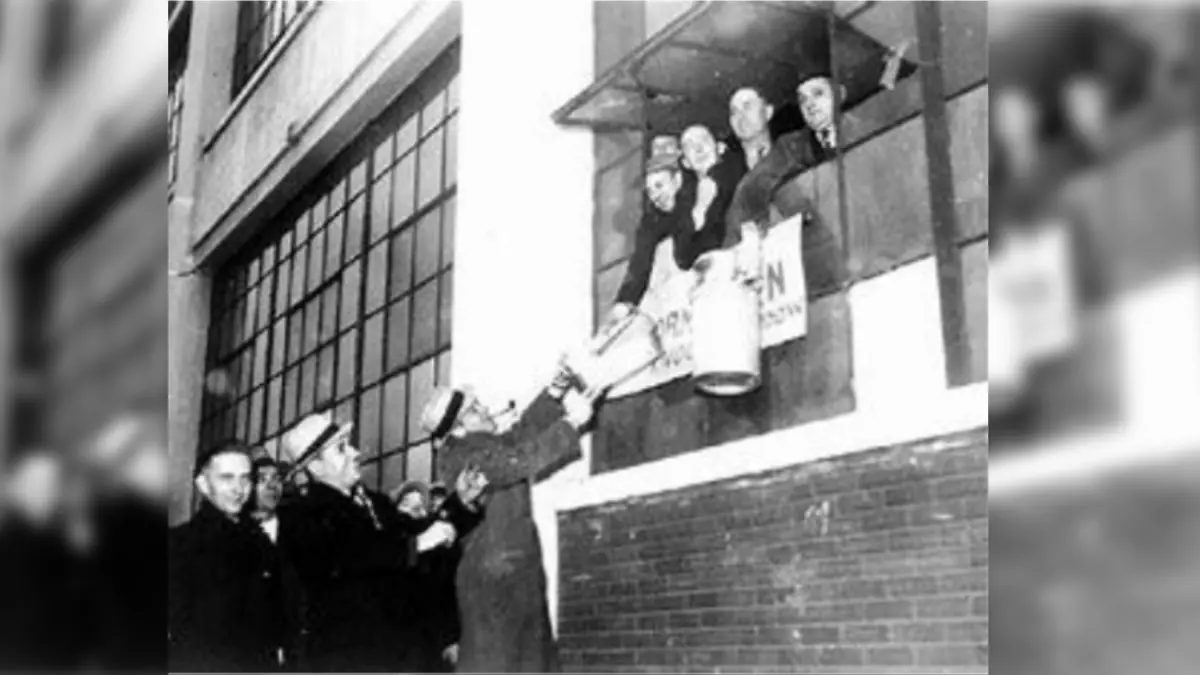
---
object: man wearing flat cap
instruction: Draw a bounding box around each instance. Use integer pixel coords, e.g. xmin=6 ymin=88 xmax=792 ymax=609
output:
xmin=276 ymin=411 xmax=457 ymax=671
xmin=421 ymin=375 xmax=595 ymax=672
xmin=602 ymin=131 xmax=737 ymax=330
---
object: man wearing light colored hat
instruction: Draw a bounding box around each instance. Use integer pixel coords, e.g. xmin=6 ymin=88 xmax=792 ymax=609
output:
xmin=419 ymin=373 xmax=595 ymax=672
xmin=277 ymin=409 xmax=456 ymax=672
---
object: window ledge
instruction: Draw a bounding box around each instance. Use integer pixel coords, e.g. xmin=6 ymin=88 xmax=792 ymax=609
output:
xmin=202 ymin=2 xmax=321 ymax=156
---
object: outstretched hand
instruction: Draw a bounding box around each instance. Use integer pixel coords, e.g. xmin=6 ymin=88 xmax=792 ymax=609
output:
xmin=455 ymin=466 xmax=489 ymax=505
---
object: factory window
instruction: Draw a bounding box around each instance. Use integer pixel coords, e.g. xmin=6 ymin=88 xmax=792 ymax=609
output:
xmin=231 ymin=0 xmax=309 ymax=99
xmin=201 ymin=46 xmax=460 ymax=495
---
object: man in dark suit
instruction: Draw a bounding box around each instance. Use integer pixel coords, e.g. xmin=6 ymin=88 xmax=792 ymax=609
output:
xmin=279 ymin=411 xmax=457 ymax=672
xmin=392 ymin=479 xmax=485 ymax=672
xmin=422 ymin=374 xmax=596 ymax=673
xmin=168 ymin=443 xmax=285 ymax=672
xmin=245 ymin=454 xmax=306 ymax=670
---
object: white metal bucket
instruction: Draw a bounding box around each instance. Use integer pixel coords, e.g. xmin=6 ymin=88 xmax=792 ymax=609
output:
xmin=691 ymin=251 xmax=762 ymax=396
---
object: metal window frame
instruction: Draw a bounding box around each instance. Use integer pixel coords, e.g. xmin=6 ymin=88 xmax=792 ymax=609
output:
xmin=201 ymin=46 xmax=460 ymax=492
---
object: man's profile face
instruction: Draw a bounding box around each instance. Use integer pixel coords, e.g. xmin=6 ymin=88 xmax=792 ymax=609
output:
xmin=797 ymin=76 xmax=838 ymax=132
xmin=454 ymin=391 xmax=497 ymax=435
xmin=254 ymin=465 xmax=283 ymax=515
xmin=645 ymin=169 xmax=683 ymax=212
xmin=729 ymin=88 xmax=773 ymax=142
xmin=681 ymin=125 xmax=720 ymax=175
xmin=197 ymin=453 xmax=252 ymax=517
xmin=309 ymin=439 xmax=362 ymax=493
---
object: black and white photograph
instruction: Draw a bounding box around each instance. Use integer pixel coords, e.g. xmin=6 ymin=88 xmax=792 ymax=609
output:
xmin=0 ymin=0 xmax=1196 ymax=673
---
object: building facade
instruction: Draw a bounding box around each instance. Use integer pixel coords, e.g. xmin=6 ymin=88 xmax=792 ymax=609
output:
xmin=169 ymin=1 xmax=988 ymax=672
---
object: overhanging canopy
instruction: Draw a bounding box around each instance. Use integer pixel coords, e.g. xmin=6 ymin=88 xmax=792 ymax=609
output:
xmin=552 ymin=1 xmax=915 ymax=136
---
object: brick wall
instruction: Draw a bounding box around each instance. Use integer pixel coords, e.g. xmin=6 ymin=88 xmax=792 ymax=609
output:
xmin=557 ymin=428 xmax=988 ymax=673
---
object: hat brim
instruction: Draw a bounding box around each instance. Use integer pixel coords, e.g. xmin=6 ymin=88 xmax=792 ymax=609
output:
xmin=287 ymin=422 xmax=354 ymax=468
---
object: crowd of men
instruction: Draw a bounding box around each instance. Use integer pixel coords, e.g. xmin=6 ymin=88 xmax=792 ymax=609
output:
xmin=168 ymin=366 xmax=596 ymax=672
xmin=603 ymin=32 xmax=907 ymax=329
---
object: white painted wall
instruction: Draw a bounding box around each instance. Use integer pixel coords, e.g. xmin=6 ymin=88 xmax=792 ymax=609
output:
xmin=452 ymin=0 xmax=596 ymax=633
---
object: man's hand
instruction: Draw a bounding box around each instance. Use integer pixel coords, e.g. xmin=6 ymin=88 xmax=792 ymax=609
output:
xmin=561 ymin=388 xmax=595 ymax=430
xmin=694 ymin=177 xmax=718 ymax=223
xmin=442 ymin=643 xmax=459 ymax=666
xmin=416 ymin=521 xmax=457 ymax=552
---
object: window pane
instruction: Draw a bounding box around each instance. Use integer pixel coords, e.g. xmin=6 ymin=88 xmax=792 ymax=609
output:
xmin=299 ymin=355 xmax=317 ymax=417
xmin=287 ymin=309 xmax=304 ymax=365
xmin=295 ymin=210 xmax=310 ymax=244
xmin=421 ymin=91 xmax=447 ymax=136
xmin=374 ymin=135 xmax=394 ymax=177
xmin=244 ymin=286 xmax=259 ymax=337
xmin=248 ymin=257 xmax=261 ymax=285
xmin=312 ymin=197 xmax=328 ymax=231
xmin=270 ymin=321 xmax=287 ymax=376
xmin=414 ymin=210 xmax=440 ymax=285
xmin=396 ymin=115 xmax=418 ymax=156
xmin=391 ymin=154 xmax=416 ymax=227
xmin=407 ymin=442 xmax=433 ymax=486
xmin=346 ymin=194 xmax=366 ymax=261
xmin=320 ymin=282 xmax=339 ymax=345
xmin=290 ymin=244 xmax=307 ymax=302
xmin=262 ymin=240 xmax=276 ymax=271
xmin=337 ymin=330 xmax=358 ymax=399
xmin=436 ymin=350 xmax=452 ymax=386
xmin=438 ymin=274 xmax=452 ymax=349
xmin=316 ymin=344 xmax=335 ymax=408
xmin=441 ymin=197 xmax=455 ymax=269
xmin=406 ymin=358 xmax=436 ymax=444
xmin=307 ymin=229 xmax=325 ymax=295
xmin=447 ymin=74 xmax=459 ymax=111
xmin=349 ymin=160 xmax=368 ymax=198
xmin=274 ymin=258 xmax=291 ymax=317
xmin=370 ymin=174 xmax=391 ymax=244
xmin=358 ymin=385 xmax=381 ymax=456
xmin=389 ymin=228 xmax=414 ymax=300
xmin=362 ymin=312 xmax=384 ymax=386
xmin=258 ymin=271 xmax=274 ymax=328
xmin=325 ymin=213 xmax=344 ymax=275
xmin=386 ymin=297 xmax=410 ymax=372
xmin=365 ymin=241 xmax=388 ymax=314
xmin=359 ymin=460 xmax=380 ymax=493
xmin=249 ymin=387 xmax=264 ymax=443
xmin=380 ymin=452 xmax=407 ymax=493
xmin=253 ymin=332 xmax=269 ymax=387
xmin=381 ymin=372 xmax=407 ymax=452
xmin=445 ymin=115 xmax=458 ymax=188
xmin=340 ymin=260 xmax=361 ymax=330
xmin=282 ymin=365 xmax=299 ymax=430
xmin=265 ymin=376 xmax=281 ymax=437
xmin=303 ymin=297 xmax=321 ymax=356
xmin=279 ymin=229 xmax=293 ymax=257
xmin=329 ymin=179 xmax=346 ymax=219
xmin=418 ymin=128 xmax=444 ymax=208
xmin=237 ymin=396 xmax=249 ymax=441
xmin=412 ymin=282 xmax=438 ymax=361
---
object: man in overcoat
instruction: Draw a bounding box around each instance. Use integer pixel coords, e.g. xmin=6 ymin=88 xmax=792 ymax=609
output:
xmin=422 ymin=376 xmax=595 ymax=673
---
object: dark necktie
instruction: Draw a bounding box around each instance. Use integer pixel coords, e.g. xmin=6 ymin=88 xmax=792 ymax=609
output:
xmin=352 ymin=486 xmax=383 ymax=530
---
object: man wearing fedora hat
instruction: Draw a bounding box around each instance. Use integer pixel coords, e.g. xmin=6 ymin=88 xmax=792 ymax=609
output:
xmin=420 ymin=376 xmax=595 ymax=672
xmin=724 ymin=14 xmax=915 ymax=276
xmin=277 ymin=410 xmax=457 ymax=671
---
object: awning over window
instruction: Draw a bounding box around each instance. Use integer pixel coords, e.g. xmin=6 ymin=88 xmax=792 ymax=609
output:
xmin=552 ymin=1 xmax=916 ymax=135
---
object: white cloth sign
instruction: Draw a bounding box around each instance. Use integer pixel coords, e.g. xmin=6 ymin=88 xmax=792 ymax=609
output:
xmin=609 ymin=214 xmax=809 ymax=399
